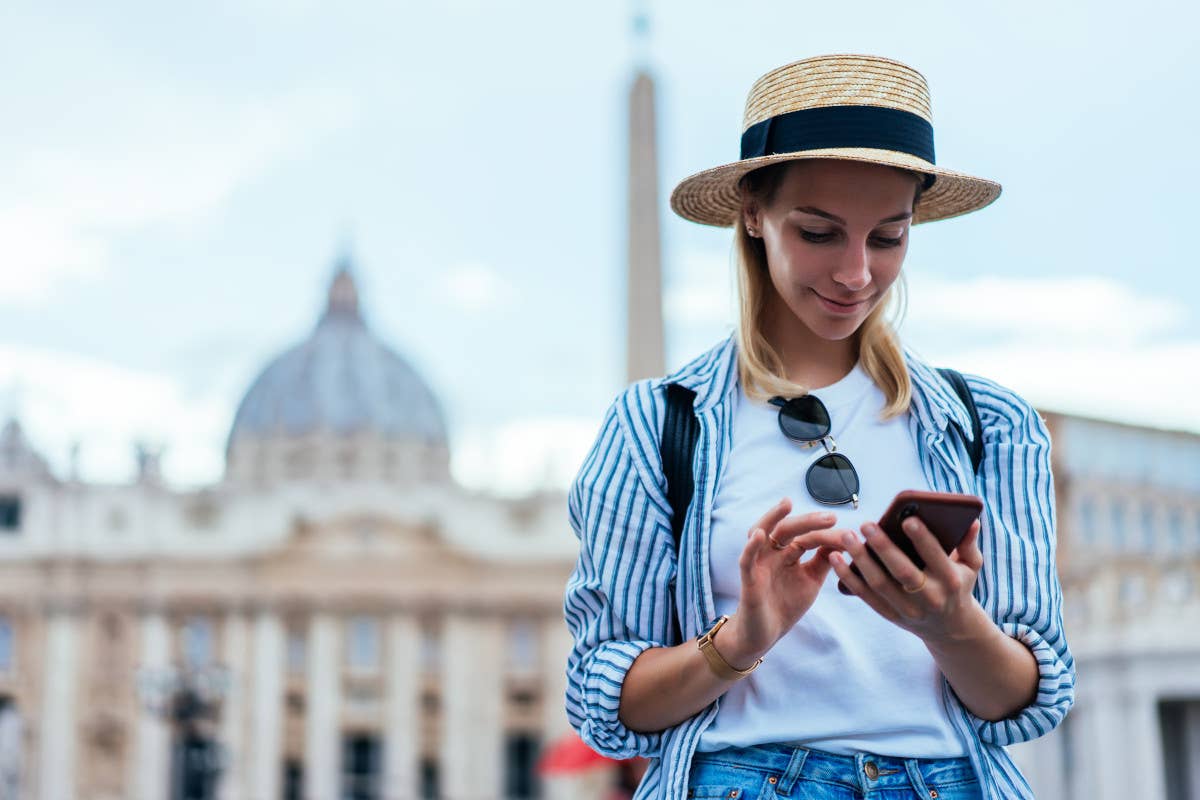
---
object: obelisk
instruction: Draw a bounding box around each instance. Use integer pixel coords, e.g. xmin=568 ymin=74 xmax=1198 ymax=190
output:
xmin=625 ymin=8 xmax=666 ymax=384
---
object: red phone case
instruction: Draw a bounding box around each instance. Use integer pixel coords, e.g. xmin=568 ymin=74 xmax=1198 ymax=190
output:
xmin=840 ymin=490 xmax=983 ymax=593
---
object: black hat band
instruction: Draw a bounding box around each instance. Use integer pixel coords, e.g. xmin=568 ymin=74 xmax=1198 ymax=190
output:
xmin=740 ymin=105 xmax=937 ymax=174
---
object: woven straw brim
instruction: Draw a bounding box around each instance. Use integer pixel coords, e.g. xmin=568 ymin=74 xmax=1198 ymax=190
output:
xmin=670 ymin=150 xmax=1001 ymax=227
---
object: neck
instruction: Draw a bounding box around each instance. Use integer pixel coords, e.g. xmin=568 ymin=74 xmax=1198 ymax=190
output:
xmin=762 ymin=297 xmax=860 ymax=390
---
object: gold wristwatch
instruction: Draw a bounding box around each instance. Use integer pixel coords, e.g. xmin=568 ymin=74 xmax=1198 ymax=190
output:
xmin=697 ymin=615 xmax=762 ymax=680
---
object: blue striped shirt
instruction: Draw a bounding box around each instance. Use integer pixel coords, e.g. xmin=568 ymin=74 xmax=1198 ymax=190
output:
xmin=564 ymin=333 xmax=1075 ymax=800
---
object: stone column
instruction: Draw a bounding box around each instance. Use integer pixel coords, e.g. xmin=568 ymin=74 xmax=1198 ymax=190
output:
xmin=1130 ymin=690 xmax=1167 ymax=800
xmin=1009 ymin=730 xmax=1068 ymax=800
xmin=383 ymin=615 xmax=420 ymax=800
xmin=250 ymin=610 xmax=284 ymax=800
xmin=218 ymin=612 xmax=248 ymax=800
xmin=540 ymin=616 xmax=577 ymax=800
xmin=134 ymin=611 xmax=170 ymax=800
xmin=540 ymin=616 xmax=573 ymax=739
xmin=37 ymin=610 xmax=78 ymax=800
xmin=439 ymin=614 xmax=505 ymax=800
xmin=305 ymin=613 xmax=340 ymax=800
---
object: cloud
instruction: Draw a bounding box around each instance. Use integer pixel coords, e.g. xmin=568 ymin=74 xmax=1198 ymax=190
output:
xmin=914 ymin=339 xmax=1200 ymax=433
xmin=450 ymin=416 xmax=599 ymax=496
xmin=438 ymin=262 xmax=519 ymax=313
xmin=0 ymin=346 xmax=231 ymax=486
xmin=0 ymin=86 xmax=358 ymax=305
xmin=904 ymin=274 xmax=1189 ymax=345
xmin=900 ymin=274 xmax=1199 ymax=432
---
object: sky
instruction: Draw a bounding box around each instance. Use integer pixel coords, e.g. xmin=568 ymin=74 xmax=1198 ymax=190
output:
xmin=1 ymin=0 xmax=1198 ymax=495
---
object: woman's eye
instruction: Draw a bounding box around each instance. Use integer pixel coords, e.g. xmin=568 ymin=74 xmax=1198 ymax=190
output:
xmin=798 ymin=229 xmax=905 ymax=247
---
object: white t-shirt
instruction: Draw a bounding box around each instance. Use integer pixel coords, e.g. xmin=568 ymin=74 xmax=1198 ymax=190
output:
xmin=696 ymin=361 xmax=966 ymax=757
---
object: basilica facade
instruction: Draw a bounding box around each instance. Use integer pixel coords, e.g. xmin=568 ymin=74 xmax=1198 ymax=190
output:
xmin=0 ymin=266 xmax=579 ymax=800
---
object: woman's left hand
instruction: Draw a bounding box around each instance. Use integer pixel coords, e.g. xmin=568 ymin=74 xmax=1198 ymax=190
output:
xmin=828 ymin=517 xmax=990 ymax=644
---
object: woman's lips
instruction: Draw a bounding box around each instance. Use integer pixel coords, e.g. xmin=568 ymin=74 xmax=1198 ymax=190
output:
xmin=813 ymin=289 xmax=867 ymax=314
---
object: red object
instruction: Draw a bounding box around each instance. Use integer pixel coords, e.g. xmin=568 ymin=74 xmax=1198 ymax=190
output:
xmin=536 ymin=732 xmax=619 ymax=775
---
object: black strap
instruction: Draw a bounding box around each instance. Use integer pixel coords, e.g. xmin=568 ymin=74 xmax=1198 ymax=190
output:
xmin=661 ymin=384 xmax=700 ymax=550
xmin=660 ymin=383 xmax=699 ymax=643
xmin=937 ymin=368 xmax=984 ymax=475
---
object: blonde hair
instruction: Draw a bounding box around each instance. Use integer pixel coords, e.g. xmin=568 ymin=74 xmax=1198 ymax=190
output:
xmin=734 ymin=161 xmax=922 ymax=419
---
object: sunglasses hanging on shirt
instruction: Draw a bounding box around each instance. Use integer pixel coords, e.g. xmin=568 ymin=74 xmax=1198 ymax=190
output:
xmin=769 ymin=394 xmax=861 ymax=509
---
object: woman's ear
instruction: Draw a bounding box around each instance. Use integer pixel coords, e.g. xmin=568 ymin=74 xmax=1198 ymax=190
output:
xmin=742 ymin=202 xmax=761 ymax=238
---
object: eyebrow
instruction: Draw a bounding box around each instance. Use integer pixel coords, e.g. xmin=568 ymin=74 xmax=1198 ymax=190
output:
xmin=793 ymin=206 xmax=913 ymax=225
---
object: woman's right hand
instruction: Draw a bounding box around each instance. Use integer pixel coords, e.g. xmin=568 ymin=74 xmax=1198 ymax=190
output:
xmin=718 ymin=498 xmax=848 ymax=668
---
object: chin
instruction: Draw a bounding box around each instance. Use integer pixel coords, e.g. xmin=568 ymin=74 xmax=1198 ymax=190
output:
xmin=810 ymin=321 xmax=864 ymax=342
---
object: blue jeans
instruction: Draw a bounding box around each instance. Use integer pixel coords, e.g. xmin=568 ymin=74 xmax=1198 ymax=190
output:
xmin=687 ymin=743 xmax=983 ymax=799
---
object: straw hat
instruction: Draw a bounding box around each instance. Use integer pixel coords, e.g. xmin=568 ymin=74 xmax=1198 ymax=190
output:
xmin=669 ymin=54 xmax=1001 ymax=226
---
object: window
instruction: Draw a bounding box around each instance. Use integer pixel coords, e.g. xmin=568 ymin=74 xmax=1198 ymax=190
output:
xmin=420 ymin=758 xmax=438 ymax=800
xmin=0 ymin=618 xmax=13 ymax=673
xmin=181 ymin=617 xmax=213 ymax=670
xmin=283 ymin=759 xmax=303 ymax=800
xmin=1110 ymin=500 xmax=1126 ymax=550
xmin=505 ymin=733 xmax=541 ymax=800
xmin=1141 ymin=501 xmax=1157 ymax=550
xmin=287 ymin=630 xmax=306 ymax=676
xmin=420 ymin=626 xmax=440 ymax=673
xmin=342 ymin=735 xmax=381 ymax=800
xmin=508 ymin=619 xmax=538 ymax=674
xmin=1078 ymin=498 xmax=1097 ymax=544
xmin=1158 ymin=700 xmax=1200 ymax=800
xmin=1167 ymin=507 xmax=1184 ymax=553
xmin=0 ymin=497 xmax=19 ymax=531
xmin=346 ymin=617 xmax=379 ymax=673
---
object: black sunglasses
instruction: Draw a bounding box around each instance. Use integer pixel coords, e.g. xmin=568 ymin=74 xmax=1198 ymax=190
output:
xmin=769 ymin=395 xmax=860 ymax=509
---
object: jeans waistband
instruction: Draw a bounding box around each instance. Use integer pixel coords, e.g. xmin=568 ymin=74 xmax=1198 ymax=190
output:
xmin=691 ymin=743 xmax=975 ymax=796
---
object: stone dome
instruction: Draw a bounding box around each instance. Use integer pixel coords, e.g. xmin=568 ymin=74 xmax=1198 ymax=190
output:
xmin=224 ymin=261 xmax=450 ymax=485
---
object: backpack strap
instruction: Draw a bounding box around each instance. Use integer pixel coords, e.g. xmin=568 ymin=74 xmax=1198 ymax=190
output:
xmin=937 ymin=368 xmax=984 ymax=475
xmin=660 ymin=383 xmax=699 ymax=643
xmin=661 ymin=383 xmax=700 ymax=551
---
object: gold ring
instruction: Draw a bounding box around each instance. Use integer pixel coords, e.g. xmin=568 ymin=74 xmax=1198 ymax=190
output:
xmin=767 ymin=532 xmax=786 ymax=551
xmin=903 ymin=572 xmax=928 ymax=593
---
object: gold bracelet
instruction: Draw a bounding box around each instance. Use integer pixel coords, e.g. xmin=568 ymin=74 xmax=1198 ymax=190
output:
xmin=697 ymin=615 xmax=762 ymax=681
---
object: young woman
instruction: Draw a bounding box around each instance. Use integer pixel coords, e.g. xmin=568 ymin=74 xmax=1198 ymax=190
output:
xmin=565 ymin=55 xmax=1074 ymax=800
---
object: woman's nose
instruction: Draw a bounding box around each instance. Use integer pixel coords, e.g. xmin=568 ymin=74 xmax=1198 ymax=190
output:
xmin=832 ymin=240 xmax=872 ymax=291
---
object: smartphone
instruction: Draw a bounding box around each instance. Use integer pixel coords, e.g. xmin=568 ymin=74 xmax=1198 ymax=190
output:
xmin=838 ymin=490 xmax=984 ymax=594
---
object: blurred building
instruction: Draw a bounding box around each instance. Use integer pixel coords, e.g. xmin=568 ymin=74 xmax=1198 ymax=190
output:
xmin=1009 ymin=414 xmax=1200 ymax=800
xmin=0 ymin=264 xmax=579 ymax=800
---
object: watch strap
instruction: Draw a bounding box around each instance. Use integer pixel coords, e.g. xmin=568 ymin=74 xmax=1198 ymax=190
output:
xmin=697 ymin=615 xmax=762 ymax=680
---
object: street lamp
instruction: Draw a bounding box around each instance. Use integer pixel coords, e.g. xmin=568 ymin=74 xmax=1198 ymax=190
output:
xmin=136 ymin=664 xmax=231 ymax=800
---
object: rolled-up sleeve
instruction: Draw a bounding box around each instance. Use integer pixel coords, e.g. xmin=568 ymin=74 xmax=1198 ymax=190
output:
xmin=964 ymin=376 xmax=1076 ymax=746
xmin=563 ymin=394 xmax=678 ymax=759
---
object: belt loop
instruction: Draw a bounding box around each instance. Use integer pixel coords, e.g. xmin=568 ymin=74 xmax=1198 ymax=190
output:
xmin=904 ymin=759 xmax=932 ymax=797
xmin=775 ymin=747 xmax=809 ymax=796
xmin=853 ymin=753 xmax=868 ymax=795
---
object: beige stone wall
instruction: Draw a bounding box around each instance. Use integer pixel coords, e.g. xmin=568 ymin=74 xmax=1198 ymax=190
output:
xmin=0 ymin=510 xmax=576 ymax=800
